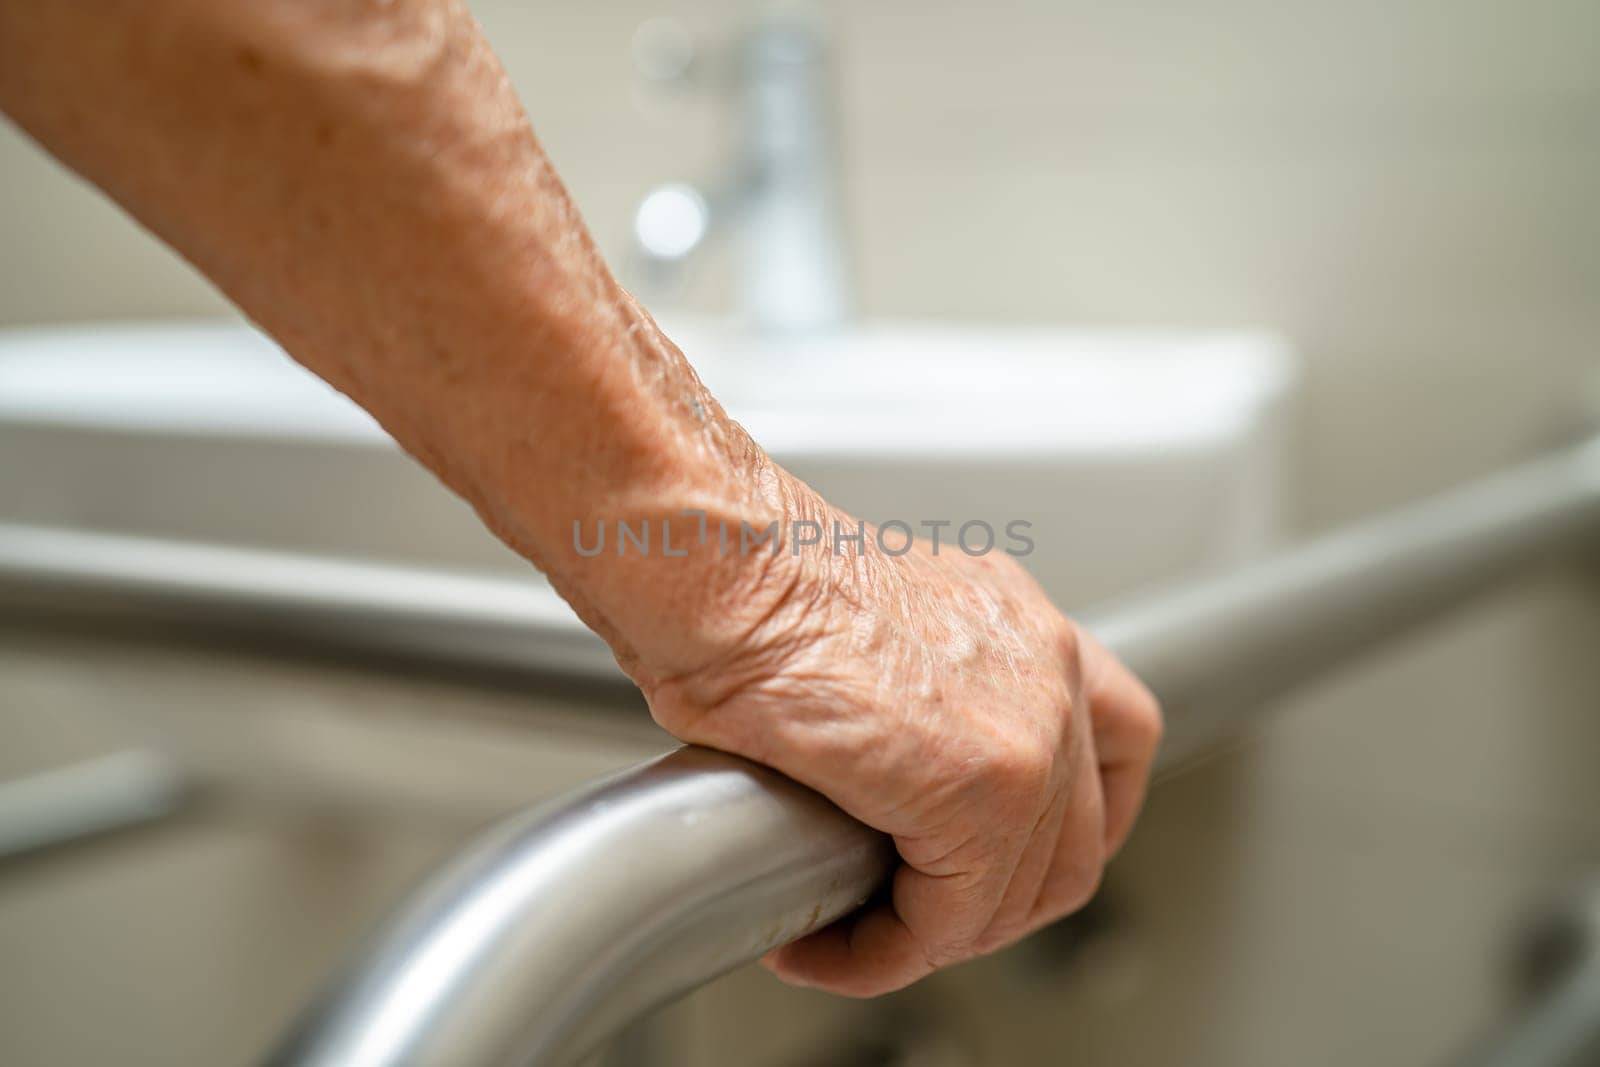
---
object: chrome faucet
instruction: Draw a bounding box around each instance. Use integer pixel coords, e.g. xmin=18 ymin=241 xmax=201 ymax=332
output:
xmin=630 ymin=8 xmax=852 ymax=336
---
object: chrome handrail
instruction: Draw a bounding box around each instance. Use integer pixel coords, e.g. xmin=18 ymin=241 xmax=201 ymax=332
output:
xmin=3 ymin=436 xmax=1599 ymax=1066
xmin=1091 ymin=433 xmax=1600 ymax=763
xmin=0 ymin=525 xmax=620 ymax=681
xmin=268 ymin=748 xmax=891 ymax=1067
xmin=0 ymin=749 xmax=188 ymax=862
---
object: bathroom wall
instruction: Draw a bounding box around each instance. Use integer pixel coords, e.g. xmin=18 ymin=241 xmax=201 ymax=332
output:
xmin=1 ymin=3 xmax=1598 ymax=1065
xmin=3 ymin=0 xmax=1596 ymax=526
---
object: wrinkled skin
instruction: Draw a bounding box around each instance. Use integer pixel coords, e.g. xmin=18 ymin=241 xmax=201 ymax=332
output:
xmin=0 ymin=0 xmax=1163 ymax=998
xmin=618 ymin=477 xmax=1163 ymax=996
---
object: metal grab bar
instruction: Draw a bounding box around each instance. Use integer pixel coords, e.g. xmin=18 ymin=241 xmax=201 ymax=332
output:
xmin=3 ymin=436 xmax=1599 ymax=1065
xmin=269 ymin=748 xmax=892 ymax=1067
xmin=4 ymin=437 xmax=1599 ymax=727
xmin=0 ymin=749 xmax=188 ymax=863
xmin=1091 ymin=433 xmax=1600 ymax=764
xmin=0 ymin=526 xmax=621 ymax=681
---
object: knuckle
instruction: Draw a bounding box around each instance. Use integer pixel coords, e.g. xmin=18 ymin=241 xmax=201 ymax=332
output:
xmin=1144 ymin=703 xmax=1166 ymax=753
xmin=1053 ymin=618 xmax=1084 ymax=676
xmin=986 ymin=733 xmax=1055 ymax=800
xmin=1132 ymin=693 xmax=1165 ymax=756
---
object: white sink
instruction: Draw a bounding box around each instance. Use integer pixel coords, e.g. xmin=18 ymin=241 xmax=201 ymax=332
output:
xmin=0 ymin=318 xmax=1296 ymax=608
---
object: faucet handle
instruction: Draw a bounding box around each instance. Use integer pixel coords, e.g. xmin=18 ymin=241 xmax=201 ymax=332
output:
xmin=630 ymin=17 xmax=699 ymax=88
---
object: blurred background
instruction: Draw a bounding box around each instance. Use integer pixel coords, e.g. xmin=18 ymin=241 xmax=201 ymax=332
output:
xmin=2 ymin=2 xmax=1599 ymax=1064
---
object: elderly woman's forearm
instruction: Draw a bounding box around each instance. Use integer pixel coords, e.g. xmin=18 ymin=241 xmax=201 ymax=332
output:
xmin=0 ymin=1 xmax=774 ymax=593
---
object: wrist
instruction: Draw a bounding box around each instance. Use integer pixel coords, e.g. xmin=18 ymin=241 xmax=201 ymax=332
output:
xmin=537 ymin=441 xmax=827 ymax=688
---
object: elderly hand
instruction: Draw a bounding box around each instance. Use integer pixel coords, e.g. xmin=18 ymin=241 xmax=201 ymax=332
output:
xmin=618 ymin=477 xmax=1163 ymax=997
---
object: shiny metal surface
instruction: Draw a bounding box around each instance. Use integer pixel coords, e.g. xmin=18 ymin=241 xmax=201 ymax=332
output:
xmin=0 ymin=749 xmax=188 ymax=862
xmin=0 ymin=523 xmax=621 ymax=682
xmin=630 ymin=10 xmax=850 ymax=334
xmin=736 ymin=12 xmax=850 ymax=333
xmin=269 ymin=747 xmax=892 ymax=1067
xmin=1091 ymin=433 xmax=1600 ymax=765
xmin=3 ymin=437 xmax=1599 ymax=1065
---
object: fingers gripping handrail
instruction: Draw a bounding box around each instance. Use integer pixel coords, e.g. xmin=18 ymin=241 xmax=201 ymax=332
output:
xmin=3 ymin=437 xmax=1600 ymax=1065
